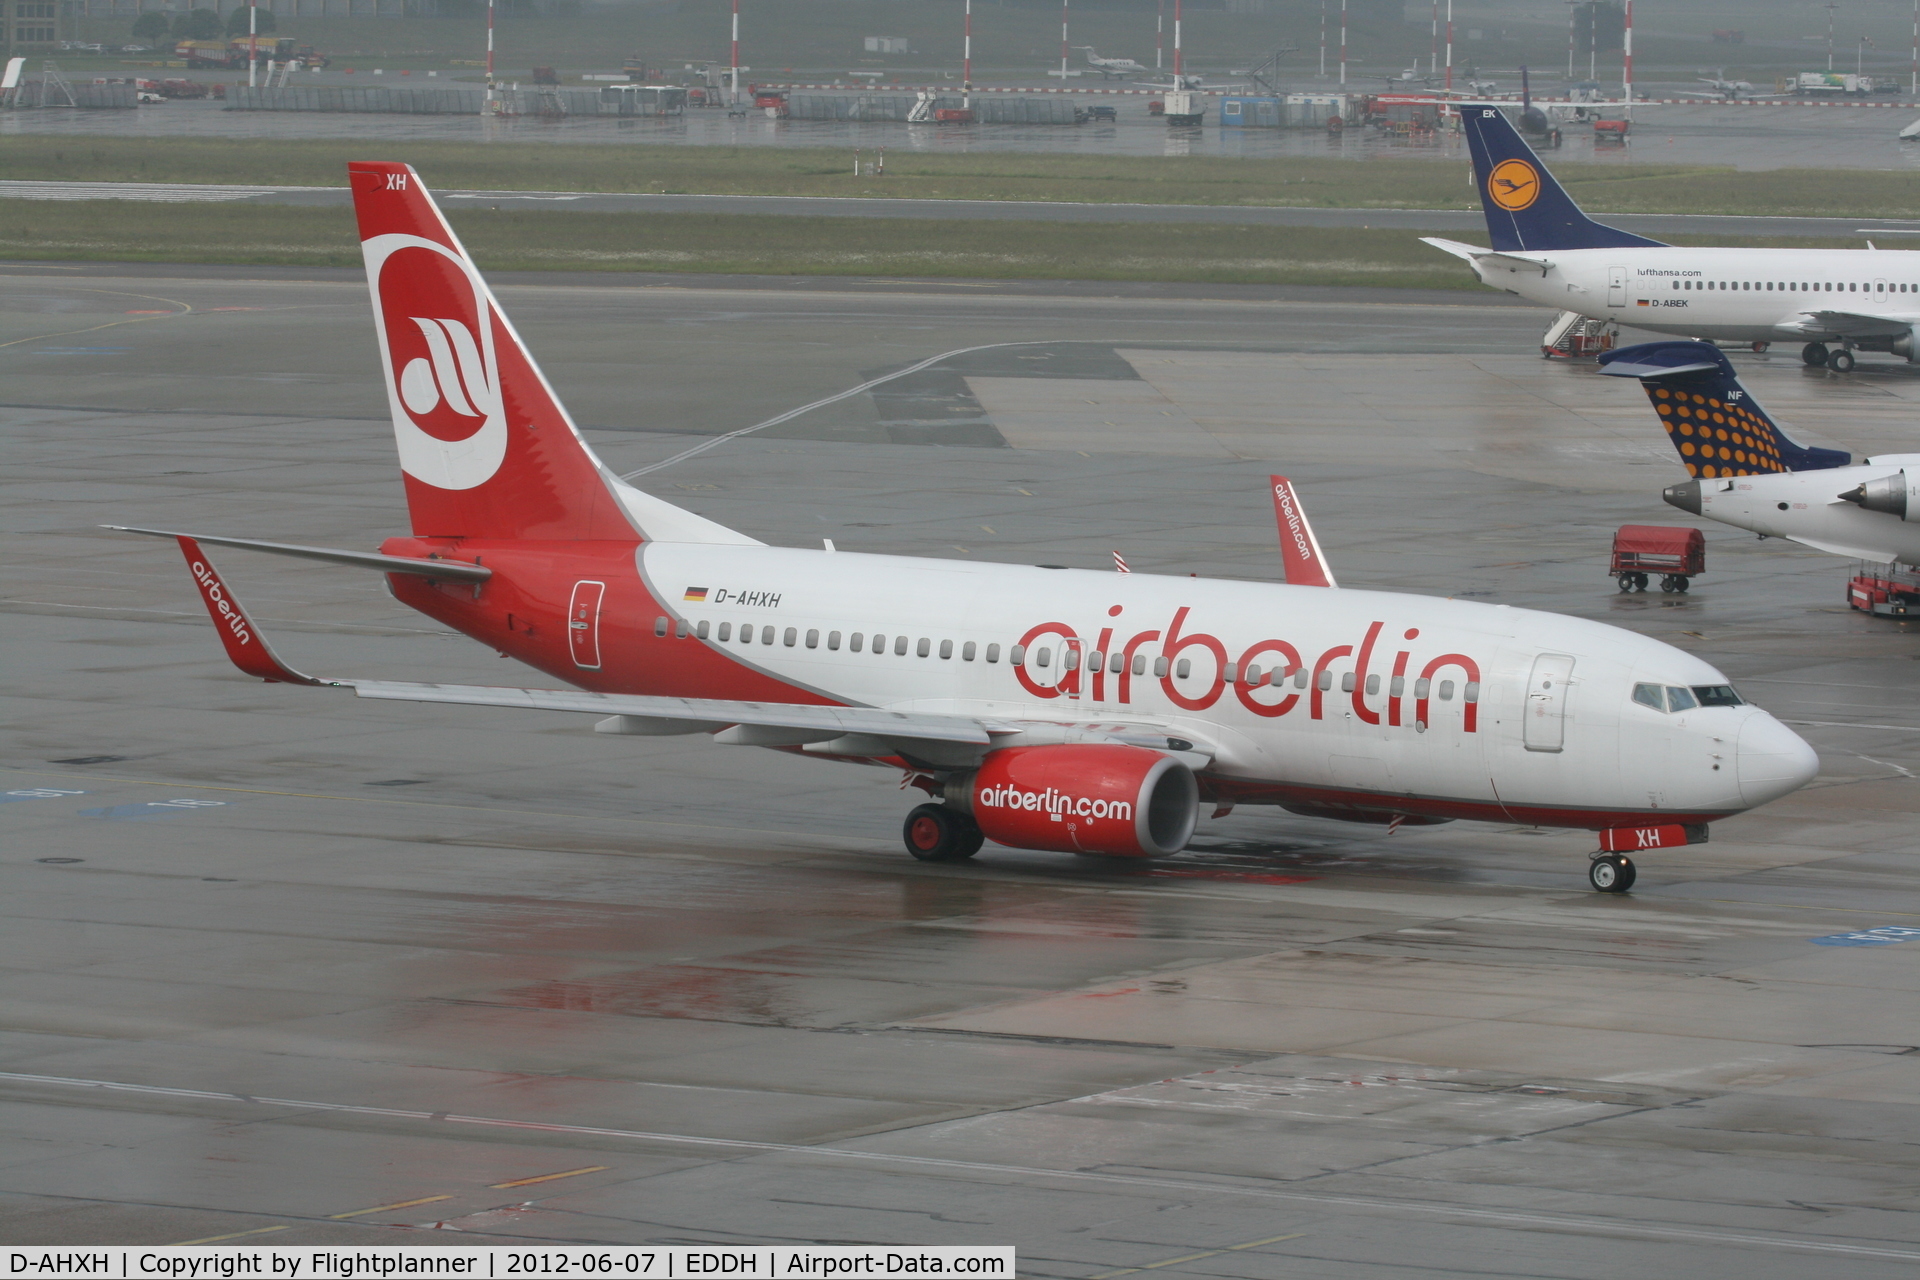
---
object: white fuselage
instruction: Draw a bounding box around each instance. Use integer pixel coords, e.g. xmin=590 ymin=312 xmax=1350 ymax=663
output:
xmin=1673 ymin=455 xmax=1920 ymax=565
xmin=634 ymin=543 xmax=1814 ymax=826
xmin=1472 ymin=246 xmax=1920 ymax=346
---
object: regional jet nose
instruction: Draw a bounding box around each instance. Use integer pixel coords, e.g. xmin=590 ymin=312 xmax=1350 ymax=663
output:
xmin=1663 ymin=479 xmax=1703 ymax=515
xmin=1737 ymin=713 xmax=1820 ymax=807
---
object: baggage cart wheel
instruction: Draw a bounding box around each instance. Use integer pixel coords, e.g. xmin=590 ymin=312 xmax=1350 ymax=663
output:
xmin=1616 ymin=572 xmax=1636 ymax=593
xmin=1676 ymin=576 xmax=1690 ymax=593
xmin=1660 ymin=574 xmax=1681 ymax=593
xmin=1634 ymin=572 xmax=1649 ymax=592
xmin=1801 ymin=343 xmax=1829 ymax=367
xmin=1830 ymin=349 xmax=1856 ymax=372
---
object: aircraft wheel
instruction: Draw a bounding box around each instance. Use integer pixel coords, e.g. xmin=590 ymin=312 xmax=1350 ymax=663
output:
xmin=1588 ymin=854 xmax=1635 ymax=893
xmin=1751 ymin=341 xmax=1770 ymax=353
xmin=1801 ymin=343 xmax=1829 ymax=367
xmin=903 ymin=803 xmax=981 ymax=862
xmin=1830 ymin=349 xmax=1857 ymax=372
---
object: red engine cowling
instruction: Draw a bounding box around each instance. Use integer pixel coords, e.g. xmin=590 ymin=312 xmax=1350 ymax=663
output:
xmin=950 ymin=745 xmax=1198 ymax=857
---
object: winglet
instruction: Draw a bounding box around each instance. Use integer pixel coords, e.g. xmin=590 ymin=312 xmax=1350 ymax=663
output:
xmin=1270 ymin=477 xmax=1337 ymax=588
xmin=173 ymin=536 xmax=328 ymax=685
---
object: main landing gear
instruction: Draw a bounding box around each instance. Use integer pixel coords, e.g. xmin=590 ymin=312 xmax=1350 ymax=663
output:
xmin=1804 ymin=342 xmax=1856 ymax=372
xmin=903 ymin=803 xmax=984 ymax=862
xmin=1588 ymin=853 xmax=1637 ymax=893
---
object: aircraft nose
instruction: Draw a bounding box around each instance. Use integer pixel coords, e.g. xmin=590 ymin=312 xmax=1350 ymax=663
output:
xmin=1737 ymin=713 xmax=1819 ymax=807
xmin=1664 ymin=479 xmax=1702 ymax=515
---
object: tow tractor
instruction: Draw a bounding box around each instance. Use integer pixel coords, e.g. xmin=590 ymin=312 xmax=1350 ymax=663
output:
xmin=1847 ymin=562 xmax=1920 ymax=617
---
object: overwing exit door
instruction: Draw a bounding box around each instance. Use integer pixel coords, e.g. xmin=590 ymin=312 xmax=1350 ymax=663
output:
xmin=568 ymin=580 xmax=606 ymax=669
xmin=1607 ymin=267 xmax=1627 ymax=308
xmin=1524 ymin=653 xmax=1576 ymax=753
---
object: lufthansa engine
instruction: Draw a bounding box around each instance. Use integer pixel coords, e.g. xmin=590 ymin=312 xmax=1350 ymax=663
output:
xmin=1841 ymin=470 xmax=1920 ymax=521
xmin=944 ymin=744 xmax=1199 ymax=857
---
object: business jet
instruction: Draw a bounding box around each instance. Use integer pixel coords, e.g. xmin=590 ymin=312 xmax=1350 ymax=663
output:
xmin=111 ymin=163 xmax=1818 ymax=893
xmin=1076 ymin=46 xmax=1147 ymax=80
xmin=1598 ymin=339 xmax=1920 ymax=566
xmin=1424 ymin=105 xmax=1920 ymax=371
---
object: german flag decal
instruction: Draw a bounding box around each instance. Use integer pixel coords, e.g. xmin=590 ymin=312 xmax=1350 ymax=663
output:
xmin=683 ymin=587 xmax=709 ymax=602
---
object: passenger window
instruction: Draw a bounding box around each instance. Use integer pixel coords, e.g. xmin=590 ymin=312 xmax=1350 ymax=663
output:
xmin=956 ymin=640 xmax=969 ymax=660
xmin=1064 ymin=649 xmax=1080 ymax=671
xmin=1153 ymin=656 xmax=1170 ymax=677
xmin=1464 ymin=681 xmax=1480 ymax=702
xmin=1340 ymin=672 xmax=1356 ymax=693
xmin=1293 ymin=668 xmax=1308 ymax=688
xmin=1175 ymin=659 xmax=1191 ymax=679
xmin=1109 ymin=652 xmax=1123 ymax=674
xmin=696 ymin=619 xmax=711 ymax=640
xmin=1223 ymin=663 xmax=1238 ymax=683
xmin=1365 ymin=674 xmax=1380 ymax=695
xmin=850 ymin=632 xmax=864 ymax=652
xmin=654 ymin=617 xmax=668 ymax=637
xmin=1439 ymin=680 xmax=1455 ymax=700
xmin=1666 ymin=686 xmax=1698 ymax=712
xmin=917 ymin=637 xmax=931 ymax=658
xmin=1036 ymin=647 xmax=1051 ymax=668
xmin=1009 ymin=644 xmax=1025 ymax=665
xmin=717 ymin=622 xmax=732 ymax=641
xmin=1132 ymin=654 xmax=1146 ymax=676
xmin=784 ymin=627 xmax=798 ymax=647
xmin=1414 ymin=677 xmax=1430 ymax=698
xmin=1632 ymin=682 xmax=1665 ymax=711
xmin=1692 ymin=684 xmax=1744 ymax=707
xmin=986 ymin=643 xmax=1001 ymax=663
xmin=741 ymin=625 xmax=755 ymax=644
xmin=895 ymin=635 xmax=910 ymax=656
xmin=1316 ymin=670 xmax=1333 ymax=691
xmin=828 ymin=630 xmax=841 ymax=650
xmin=675 ymin=620 xmax=688 ymax=639
xmin=1389 ymin=675 xmax=1404 ymax=696
xmin=871 ymin=633 xmax=885 ymax=652
xmin=806 ymin=629 xmax=819 ymax=649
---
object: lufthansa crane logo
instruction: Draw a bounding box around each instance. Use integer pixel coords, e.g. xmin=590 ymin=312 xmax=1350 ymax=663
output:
xmin=1488 ymin=158 xmax=1540 ymax=212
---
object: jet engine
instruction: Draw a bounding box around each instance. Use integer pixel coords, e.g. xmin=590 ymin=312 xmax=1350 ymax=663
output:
xmin=1840 ymin=470 xmax=1920 ymax=520
xmin=1890 ymin=329 xmax=1920 ymax=364
xmin=944 ymin=744 xmax=1198 ymax=857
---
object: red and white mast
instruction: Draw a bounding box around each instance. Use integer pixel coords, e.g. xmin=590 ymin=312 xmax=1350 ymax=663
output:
xmin=730 ymin=0 xmax=740 ymax=106
xmin=1173 ymin=0 xmax=1182 ymax=78
xmin=1060 ymin=0 xmax=1069 ymax=81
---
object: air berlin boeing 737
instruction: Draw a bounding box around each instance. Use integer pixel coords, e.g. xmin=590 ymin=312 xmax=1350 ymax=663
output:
xmin=116 ymin=164 xmax=1819 ymax=893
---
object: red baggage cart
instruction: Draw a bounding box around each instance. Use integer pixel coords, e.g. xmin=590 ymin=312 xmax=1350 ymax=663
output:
xmin=1611 ymin=525 xmax=1704 ymax=593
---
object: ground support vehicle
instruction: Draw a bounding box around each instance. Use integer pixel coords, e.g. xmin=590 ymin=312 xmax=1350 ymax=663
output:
xmin=1612 ymin=525 xmax=1705 ymax=593
xmin=1847 ymin=563 xmax=1920 ymax=617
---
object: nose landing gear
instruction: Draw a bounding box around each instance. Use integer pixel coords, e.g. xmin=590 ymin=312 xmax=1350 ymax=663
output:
xmin=1588 ymin=853 xmax=1637 ymax=893
xmin=903 ymin=803 xmax=985 ymax=862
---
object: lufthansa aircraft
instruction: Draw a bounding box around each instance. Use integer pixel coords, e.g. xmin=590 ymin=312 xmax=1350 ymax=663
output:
xmin=1599 ymin=339 xmax=1920 ymax=564
xmin=1424 ymin=106 xmax=1920 ymax=371
xmin=114 ymin=165 xmax=1819 ymax=893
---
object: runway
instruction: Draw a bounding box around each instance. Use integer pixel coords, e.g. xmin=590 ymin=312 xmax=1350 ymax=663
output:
xmin=5 ymin=267 xmax=1920 ymax=1271
xmin=2 ymin=180 xmax=1908 ymax=240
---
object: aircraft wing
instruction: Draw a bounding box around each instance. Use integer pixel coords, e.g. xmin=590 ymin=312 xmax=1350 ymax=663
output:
xmin=151 ymin=529 xmax=1210 ymax=763
xmin=1773 ymin=310 xmax=1920 ymax=339
xmin=1420 ymin=237 xmax=1555 ymax=275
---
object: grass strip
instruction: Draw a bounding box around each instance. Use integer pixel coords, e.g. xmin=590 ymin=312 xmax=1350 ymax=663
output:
xmin=4 ymin=135 xmax=1915 ymax=219
xmin=0 ymin=200 xmax=1866 ymax=287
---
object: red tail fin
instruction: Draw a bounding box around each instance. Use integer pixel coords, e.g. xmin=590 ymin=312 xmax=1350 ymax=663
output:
xmin=1269 ymin=476 xmax=1337 ymax=588
xmin=349 ymin=162 xmax=636 ymax=542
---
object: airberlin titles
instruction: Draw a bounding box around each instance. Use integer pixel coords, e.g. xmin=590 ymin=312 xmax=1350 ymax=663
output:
xmin=1011 ymin=605 xmax=1481 ymax=728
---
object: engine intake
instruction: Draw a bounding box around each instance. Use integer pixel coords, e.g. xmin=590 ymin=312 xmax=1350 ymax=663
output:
xmin=946 ymin=744 xmax=1198 ymax=857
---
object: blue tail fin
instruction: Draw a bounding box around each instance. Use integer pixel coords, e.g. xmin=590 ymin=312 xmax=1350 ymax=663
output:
xmin=1460 ymin=105 xmax=1665 ymax=253
xmin=1597 ymin=341 xmax=1852 ymax=477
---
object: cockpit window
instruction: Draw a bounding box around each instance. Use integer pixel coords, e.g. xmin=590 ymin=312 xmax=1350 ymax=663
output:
xmin=1692 ymin=685 xmax=1744 ymax=708
xmin=1665 ymin=687 xmax=1699 ymax=712
xmin=1632 ymin=683 xmax=1665 ymax=711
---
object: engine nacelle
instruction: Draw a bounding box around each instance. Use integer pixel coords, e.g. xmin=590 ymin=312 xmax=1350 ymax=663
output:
xmin=1892 ymin=328 xmax=1920 ymax=363
xmin=946 ymin=744 xmax=1198 ymax=857
xmin=1840 ymin=469 xmax=1920 ymax=521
